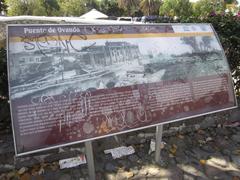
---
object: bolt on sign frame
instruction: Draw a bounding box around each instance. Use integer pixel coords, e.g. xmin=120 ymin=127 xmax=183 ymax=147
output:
xmin=7 ymin=24 xmax=237 ymax=156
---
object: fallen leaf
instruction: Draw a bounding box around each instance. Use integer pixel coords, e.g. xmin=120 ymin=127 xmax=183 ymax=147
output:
xmin=160 ymin=142 xmax=165 ymax=149
xmin=31 ymin=165 xmax=40 ymax=176
xmin=172 ymin=144 xmax=178 ymax=149
xmin=0 ymin=174 xmax=6 ymax=180
xmin=178 ymin=134 xmax=184 ymax=139
xmin=170 ymin=149 xmax=176 ymax=155
xmin=169 ymin=153 xmax=174 ymax=158
xmin=198 ymin=129 xmax=205 ymax=134
xmin=50 ymin=162 xmax=59 ymax=171
xmin=206 ymin=137 xmax=213 ymax=142
xmin=198 ymin=140 xmax=206 ymax=144
xmin=233 ymin=149 xmax=240 ymax=155
xmin=6 ymin=171 xmax=15 ymax=179
xmin=18 ymin=167 xmax=28 ymax=175
xmin=169 ymin=145 xmax=177 ymax=156
xmin=199 ymin=159 xmax=206 ymax=165
xmin=232 ymin=176 xmax=240 ymax=180
xmin=38 ymin=167 xmax=44 ymax=175
xmin=20 ymin=173 xmax=31 ymax=180
xmin=125 ymin=171 xmax=134 ymax=178
xmin=31 ymin=168 xmax=38 ymax=176
xmin=40 ymin=163 xmax=48 ymax=168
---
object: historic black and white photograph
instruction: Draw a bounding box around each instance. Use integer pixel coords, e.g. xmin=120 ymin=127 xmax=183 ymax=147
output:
xmin=8 ymin=28 xmax=228 ymax=99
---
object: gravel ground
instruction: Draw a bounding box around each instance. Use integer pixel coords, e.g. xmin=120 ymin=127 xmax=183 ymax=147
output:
xmin=0 ymin=125 xmax=240 ymax=180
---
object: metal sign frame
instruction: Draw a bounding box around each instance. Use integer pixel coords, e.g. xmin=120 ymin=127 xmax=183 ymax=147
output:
xmin=7 ymin=23 xmax=238 ymax=157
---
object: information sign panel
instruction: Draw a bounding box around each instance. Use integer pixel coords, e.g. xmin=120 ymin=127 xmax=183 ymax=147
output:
xmin=7 ymin=24 xmax=237 ymax=155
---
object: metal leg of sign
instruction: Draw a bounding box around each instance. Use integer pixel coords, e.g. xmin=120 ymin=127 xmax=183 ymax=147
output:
xmin=155 ymin=124 xmax=163 ymax=164
xmin=85 ymin=141 xmax=96 ymax=180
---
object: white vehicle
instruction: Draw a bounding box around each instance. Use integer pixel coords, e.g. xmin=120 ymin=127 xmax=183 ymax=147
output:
xmin=117 ymin=17 xmax=133 ymax=22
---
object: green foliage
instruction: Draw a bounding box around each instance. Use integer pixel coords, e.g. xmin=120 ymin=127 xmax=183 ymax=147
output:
xmin=0 ymin=48 xmax=7 ymax=98
xmin=39 ymin=0 xmax=60 ymax=16
xmin=140 ymin=0 xmax=161 ymax=16
xmin=209 ymin=15 xmax=240 ymax=95
xmin=6 ymin=0 xmax=60 ymax=16
xmin=6 ymin=0 xmax=33 ymax=15
xmin=224 ymin=0 xmax=236 ymax=4
xmin=193 ymin=0 xmax=225 ymax=18
xmin=85 ymin=0 xmax=99 ymax=12
xmin=99 ymin=0 xmax=124 ymax=17
xmin=0 ymin=48 xmax=10 ymax=134
xmin=5 ymin=0 xmax=240 ymax=18
xmin=159 ymin=0 xmax=193 ymax=19
xmin=117 ymin=0 xmax=140 ymax=16
xmin=57 ymin=0 xmax=87 ymax=16
xmin=6 ymin=0 xmax=26 ymax=16
xmin=182 ymin=14 xmax=240 ymax=95
xmin=0 ymin=0 xmax=8 ymax=13
xmin=6 ymin=0 xmax=89 ymax=16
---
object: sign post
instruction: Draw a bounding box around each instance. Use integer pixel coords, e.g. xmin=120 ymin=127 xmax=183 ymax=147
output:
xmin=155 ymin=124 xmax=163 ymax=164
xmin=85 ymin=141 xmax=96 ymax=180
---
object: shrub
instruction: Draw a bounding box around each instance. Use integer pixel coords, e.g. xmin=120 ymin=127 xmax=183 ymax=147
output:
xmin=182 ymin=14 xmax=240 ymax=95
xmin=0 ymin=48 xmax=11 ymax=134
